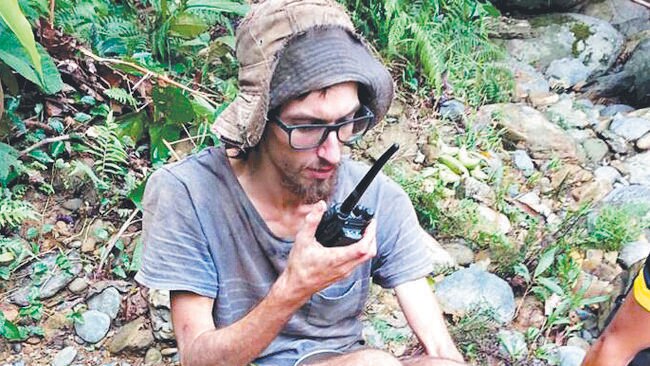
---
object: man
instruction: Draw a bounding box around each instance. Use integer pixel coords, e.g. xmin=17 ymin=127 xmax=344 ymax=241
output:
xmin=135 ymin=0 xmax=465 ymax=365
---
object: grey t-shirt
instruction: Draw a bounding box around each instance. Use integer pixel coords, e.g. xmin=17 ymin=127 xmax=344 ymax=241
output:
xmin=135 ymin=146 xmax=434 ymax=365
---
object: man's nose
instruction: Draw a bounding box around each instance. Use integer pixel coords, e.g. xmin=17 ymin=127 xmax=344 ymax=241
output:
xmin=317 ymin=130 xmax=341 ymax=165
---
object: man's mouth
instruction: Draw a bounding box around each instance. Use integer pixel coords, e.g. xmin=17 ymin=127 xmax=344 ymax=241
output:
xmin=306 ymin=165 xmax=336 ymax=179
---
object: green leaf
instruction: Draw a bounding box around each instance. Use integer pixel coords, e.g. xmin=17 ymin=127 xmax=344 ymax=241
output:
xmin=128 ymin=176 xmax=148 ymax=210
xmin=152 ymin=86 xmax=195 ymax=124
xmin=28 ymin=149 xmax=53 ymax=163
xmin=116 ymin=110 xmax=148 ymax=143
xmin=513 ymin=263 xmax=530 ymax=283
xmin=0 ymin=142 xmax=21 ymax=187
xmin=0 ymin=0 xmax=42 ymax=77
xmin=50 ymin=141 xmax=65 ymax=158
xmin=534 ymin=247 xmax=557 ymax=279
xmin=1 ymin=319 xmax=24 ymax=340
xmin=0 ymin=25 xmax=62 ymax=94
xmin=170 ymin=11 xmax=209 ymax=39
xmin=112 ymin=264 xmax=126 ymax=279
xmin=536 ymin=277 xmax=564 ymax=296
xmin=579 ymin=295 xmax=610 ymax=307
xmin=74 ymin=112 xmax=92 ymax=123
xmin=149 ymin=123 xmax=181 ymax=164
xmin=186 ymin=0 xmax=250 ymax=16
xmin=129 ymin=236 xmax=143 ymax=272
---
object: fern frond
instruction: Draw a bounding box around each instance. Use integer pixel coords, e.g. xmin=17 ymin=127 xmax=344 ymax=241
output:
xmin=0 ymin=198 xmax=39 ymax=230
xmin=104 ymin=88 xmax=139 ymax=108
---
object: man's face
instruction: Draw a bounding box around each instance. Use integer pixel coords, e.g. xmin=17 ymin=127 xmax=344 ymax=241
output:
xmin=261 ymin=81 xmax=361 ymax=204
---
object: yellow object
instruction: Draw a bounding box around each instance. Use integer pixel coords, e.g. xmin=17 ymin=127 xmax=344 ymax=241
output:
xmin=633 ymin=269 xmax=650 ymax=312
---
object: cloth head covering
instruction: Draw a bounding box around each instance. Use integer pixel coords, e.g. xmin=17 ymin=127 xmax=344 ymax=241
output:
xmin=211 ymin=0 xmax=394 ymax=149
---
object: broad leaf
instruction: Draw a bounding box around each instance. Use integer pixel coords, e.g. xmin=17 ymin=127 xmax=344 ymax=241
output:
xmin=116 ymin=110 xmax=148 ymax=143
xmin=513 ymin=263 xmax=530 ymax=283
xmin=0 ymin=319 xmax=24 ymax=341
xmin=536 ymin=277 xmax=564 ymax=296
xmin=186 ymin=0 xmax=250 ymax=16
xmin=129 ymin=236 xmax=144 ymax=272
xmin=0 ymin=0 xmax=42 ymax=77
xmin=0 ymin=26 xmax=62 ymax=94
xmin=149 ymin=123 xmax=181 ymax=164
xmin=170 ymin=12 xmax=209 ymax=39
xmin=152 ymin=86 xmax=195 ymax=125
xmin=0 ymin=142 xmax=21 ymax=187
xmin=534 ymin=247 xmax=558 ymax=279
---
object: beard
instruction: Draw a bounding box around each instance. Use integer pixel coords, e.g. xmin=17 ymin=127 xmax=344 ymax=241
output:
xmin=280 ymin=161 xmax=339 ymax=204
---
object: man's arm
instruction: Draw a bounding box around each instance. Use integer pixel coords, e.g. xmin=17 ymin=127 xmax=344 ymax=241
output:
xmin=394 ymin=277 xmax=464 ymax=363
xmin=171 ymin=202 xmax=378 ymax=366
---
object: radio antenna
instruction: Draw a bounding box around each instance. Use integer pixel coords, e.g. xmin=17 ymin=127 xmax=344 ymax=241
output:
xmin=340 ymin=143 xmax=399 ymax=215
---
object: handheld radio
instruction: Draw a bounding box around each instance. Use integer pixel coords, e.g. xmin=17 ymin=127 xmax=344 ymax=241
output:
xmin=315 ymin=143 xmax=399 ymax=247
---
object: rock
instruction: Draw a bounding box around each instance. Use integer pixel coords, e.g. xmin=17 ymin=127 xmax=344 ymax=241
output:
xmin=435 ymin=266 xmax=516 ymax=323
xmin=144 ymin=348 xmax=163 ymax=365
xmin=603 ymin=185 xmax=650 ymax=207
xmin=160 ymin=347 xmax=178 ymax=356
xmin=571 ymin=180 xmax=612 ymax=204
xmin=441 ymin=240 xmax=475 ymax=266
xmin=67 ymin=278 xmax=89 ymax=294
xmin=494 ymin=0 xmax=586 ymax=12
xmin=600 ymin=104 xmax=634 ymax=117
xmin=52 ymin=346 xmax=77 ymax=366
xmin=0 ymin=304 xmax=19 ymax=322
xmin=498 ymin=329 xmax=528 ymax=361
xmin=513 ymin=297 xmax=546 ymax=331
xmin=81 ymin=237 xmax=96 ymax=253
xmin=622 ymin=38 xmax=650 ymax=107
xmin=508 ymin=59 xmax=550 ymax=100
xmin=461 ymin=176 xmax=495 ymax=205
xmin=476 ymin=205 xmax=511 ymax=234
xmin=579 ymin=0 xmax=650 ymax=28
xmin=74 ymin=310 xmax=111 ymax=344
xmin=439 ymin=99 xmax=465 ymax=122
xmin=610 ymin=116 xmax=650 ymax=141
xmin=557 ymin=345 xmax=586 ymax=366
xmin=546 ymin=96 xmax=590 ymax=129
xmin=568 ymin=129 xmax=595 ymax=143
xmin=149 ymin=292 xmax=174 ymax=341
xmin=516 ymin=191 xmax=554 ymax=218
xmin=528 ymin=91 xmax=559 ymax=107
xmin=512 ymin=150 xmax=535 ymax=177
xmin=574 ymin=272 xmax=613 ymax=299
xmin=619 ymin=241 xmax=650 ymax=269
xmin=626 ymin=152 xmax=650 ymax=186
xmin=149 ymin=289 xmax=170 ymax=309
xmin=505 ymin=14 xmax=624 ymax=79
xmin=477 ymin=103 xmax=580 ymax=161
xmin=36 ymin=251 xmax=82 ymax=299
xmin=62 ymin=198 xmax=83 ymax=211
xmin=637 ymin=133 xmax=650 ymax=150
xmin=545 ymin=58 xmax=591 ymax=89
xmin=594 ymin=166 xmax=621 ymax=185
xmin=88 ymin=287 xmax=122 ymax=319
xmin=567 ymin=336 xmax=591 ymax=350
xmin=617 ymin=17 xmax=650 ymax=37
xmin=108 ymin=317 xmax=155 ymax=355
xmin=582 ymin=139 xmax=609 ymax=163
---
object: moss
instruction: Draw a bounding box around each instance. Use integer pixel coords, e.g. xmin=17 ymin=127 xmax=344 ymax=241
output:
xmin=571 ymin=22 xmax=594 ymax=57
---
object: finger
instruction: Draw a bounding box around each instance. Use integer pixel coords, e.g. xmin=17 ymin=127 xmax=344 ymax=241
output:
xmin=328 ymin=219 xmax=377 ymax=264
xmin=295 ymin=200 xmax=327 ymax=245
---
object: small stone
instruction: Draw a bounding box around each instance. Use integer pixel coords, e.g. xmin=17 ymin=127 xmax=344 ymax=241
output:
xmin=498 ymin=329 xmax=528 ymax=361
xmin=0 ymin=304 xmax=19 ymax=322
xmin=67 ymin=278 xmax=89 ymax=294
xmin=108 ymin=317 xmax=154 ymax=355
xmin=571 ymin=180 xmax=612 ymax=204
xmin=637 ymin=132 xmax=650 ymax=150
xmin=441 ymin=240 xmax=475 ymax=266
xmin=52 ymin=346 xmax=77 ymax=366
xmin=619 ymin=241 xmax=650 ymax=268
xmin=160 ymin=348 xmax=178 ymax=356
xmin=512 ymin=150 xmax=535 ymax=177
xmin=626 ymin=152 xmax=650 ymax=186
xmin=566 ymin=336 xmax=590 ymax=350
xmin=81 ymin=237 xmax=96 ymax=253
xmin=600 ymin=104 xmax=634 ymax=117
xmin=74 ymin=310 xmax=111 ymax=344
xmin=462 ymin=176 xmax=495 ymax=205
xmin=528 ymin=91 xmax=559 ymax=107
xmin=62 ymin=198 xmax=83 ymax=211
xmin=594 ymin=166 xmax=621 ymax=185
xmin=144 ymin=348 xmax=163 ymax=365
xmin=610 ymin=116 xmax=650 ymax=141
xmin=69 ymin=240 xmax=82 ymax=249
xmin=557 ymin=345 xmax=586 ymax=366
xmin=476 ymin=206 xmax=511 ymax=235
xmin=582 ymin=139 xmax=609 ymax=163
xmin=88 ymin=287 xmax=122 ymax=319
xmin=439 ymin=99 xmax=465 ymax=121
xmin=149 ymin=290 xmax=171 ymax=309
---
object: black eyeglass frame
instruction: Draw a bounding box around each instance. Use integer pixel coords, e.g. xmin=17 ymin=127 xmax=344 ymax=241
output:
xmin=272 ymin=105 xmax=375 ymax=150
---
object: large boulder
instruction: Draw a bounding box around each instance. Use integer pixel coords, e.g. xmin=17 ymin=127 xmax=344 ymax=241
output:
xmin=505 ymin=14 xmax=624 ymax=80
xmin=476 ymin=103 xmax=582 ymax=161
xmin=578 ymin=0 xmax=650 ymax=28
xmin=622 ymin=39 xmax=650 ymax=107
xmin=493 ymin=0 xmax=586 ymax=12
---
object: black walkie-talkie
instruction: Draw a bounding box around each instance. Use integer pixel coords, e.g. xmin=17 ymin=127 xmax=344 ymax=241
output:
xmin=315 ymin=143 xmax=399 ymax=247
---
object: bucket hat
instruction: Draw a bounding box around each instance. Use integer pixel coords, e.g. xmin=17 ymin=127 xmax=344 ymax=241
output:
xmin=211 ymin=0 xmax=394 ymax=149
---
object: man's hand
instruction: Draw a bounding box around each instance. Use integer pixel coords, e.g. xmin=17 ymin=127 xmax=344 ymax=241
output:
xmin=280 ymin=200 xmax=377 ymax=303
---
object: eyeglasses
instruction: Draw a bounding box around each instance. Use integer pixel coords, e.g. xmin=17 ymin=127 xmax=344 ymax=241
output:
xmin=273 ymin=105 xmax=374 ymax=150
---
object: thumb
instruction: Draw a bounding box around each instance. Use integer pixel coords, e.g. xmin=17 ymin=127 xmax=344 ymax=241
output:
xmin=296 ymin=201 xmax=327 ymax=243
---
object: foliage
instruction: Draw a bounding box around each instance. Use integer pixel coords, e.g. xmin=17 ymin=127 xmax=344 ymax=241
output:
xmin=0 ymin=193 xmax=39 ymax=230
xmin=583 ymin=204 xmax=650 ymax=251
xmin=0 ymin=3 xmax=63 ymax=94
xmin=340 ymin=0 xmax=513 ymax=106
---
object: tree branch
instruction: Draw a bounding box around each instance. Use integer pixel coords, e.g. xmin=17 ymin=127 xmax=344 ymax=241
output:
xmin=633 ymin=0 xmax=650 ymax=8
xmin=19 ymin=134 xmax=72 ymax=156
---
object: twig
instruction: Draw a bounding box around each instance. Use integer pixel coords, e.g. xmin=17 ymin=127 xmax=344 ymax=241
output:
xmin=182 ymin=124 xmax=198 ymax=148
xmin=97 ymin=209 xmax=140 ymax=274
xmin=19 ymin=134 xmax=72 ymax=156
xmin=77 ymin=47 xmax=220 ymax=106
xmin=24 ymin=119 xmax=56 ymax=134
xmin=49 ymin=0 xmax=55 ymax=25
xmin=633 ymin=0 xmax=650 ymax=8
